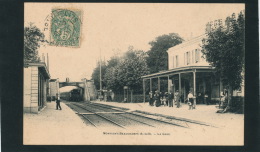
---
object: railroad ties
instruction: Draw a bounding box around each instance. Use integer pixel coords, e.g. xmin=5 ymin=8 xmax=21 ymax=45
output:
xmin=66 ymin=102 xmax=216 ymax=129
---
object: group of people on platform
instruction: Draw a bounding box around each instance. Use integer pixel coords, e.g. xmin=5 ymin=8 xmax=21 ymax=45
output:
xmin=98 ymin=90 xmax=114 ymax=102
xmin=148 ymin=90 xmax=206 ymax=110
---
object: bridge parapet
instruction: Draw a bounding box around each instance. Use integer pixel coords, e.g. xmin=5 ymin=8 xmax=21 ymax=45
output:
xmin=59 ymin=82 xmax=84 ymax=88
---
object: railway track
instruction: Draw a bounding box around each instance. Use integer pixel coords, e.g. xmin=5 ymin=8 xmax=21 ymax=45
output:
xmin=68 ymin=103 xmax=158 ymax=129
xmin=67 ymin=102 xmax=197 ymax=129
xmin=67 ymin=103 xmax=127 ymax=129
xmin=81 ymin=102 xmax=188 ymax=128
xmin=82 ymin=102 xmax=217 ymax=128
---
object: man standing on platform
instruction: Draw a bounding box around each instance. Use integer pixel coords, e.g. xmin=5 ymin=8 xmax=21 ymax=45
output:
xmin=56 ymin=93 xmax=62 ymax=110
xmin=175 ymin=90 xmax=180 ymax=108
xmin=168 ymin=91 xmax=174 ymax=107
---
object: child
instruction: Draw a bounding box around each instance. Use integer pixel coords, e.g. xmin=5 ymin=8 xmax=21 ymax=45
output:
xmin=162 ymin=96 xmax=167 ymax=106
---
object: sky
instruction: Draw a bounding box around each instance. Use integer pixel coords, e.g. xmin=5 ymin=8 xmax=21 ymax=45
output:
xmin=24 ymin=3 xmax=244 ymax=82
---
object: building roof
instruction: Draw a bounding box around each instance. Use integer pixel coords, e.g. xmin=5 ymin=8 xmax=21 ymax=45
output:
xmin=167 ymin=34 xmax=206 ymax=53
xmin=24 ymin=62 xmax=50 ymax=79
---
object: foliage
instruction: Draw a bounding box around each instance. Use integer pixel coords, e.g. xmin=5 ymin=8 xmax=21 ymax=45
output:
xmin=147 ymin=33 xmax=183 ymax=73
xmin=117 ymin=47 xmax=149 ymax=93
xmin=24 ymin=23 xmax=46 ymax=63
xmin=100 ymin=54 xmax=121 ymax=92
xmin=102 ymin=46 xmax=149 ymax=94
xmin=104 ymin=65 xmax=121 ymax=93
xmin=202 ymin=12 xmax=245 ymax=91
xmin=91 ymin=60 xmax=107 ymax=90
xmin=107 ymin=55 xmax=120 ymax=68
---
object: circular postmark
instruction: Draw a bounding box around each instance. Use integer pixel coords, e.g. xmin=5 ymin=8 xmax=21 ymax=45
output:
xmin=49 ymin=9 xmax=81 ymax=47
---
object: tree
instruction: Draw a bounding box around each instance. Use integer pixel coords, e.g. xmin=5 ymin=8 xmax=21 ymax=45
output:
xmin=103 ymin=56 xmax=121 ymax=93
xmin=24 ymin=23 xmax=46 ymax=63
xmin=202 ymin=11 xmax=245 ymax=112
xmin=91 ymin=60 xmax=107 ymax=90
xmin=103 ymin=46 xmax=150 ymax=94
xmin=117 ymin=46 xmax=150 ymax=94
xmin=147 ymin=33 xmax=183 ymax=73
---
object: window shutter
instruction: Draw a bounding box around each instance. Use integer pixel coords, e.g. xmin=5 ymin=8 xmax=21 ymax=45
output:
xmin=187 ymin=52 xmax=190 ymax=65
xmin=184 ymin=53 xmax=186 ymax=65
xmin=176 ymin=55 xmax=178 ymax=67
xmin=173 ymin=56 xmax=174 ymax=68
xmin=197 ymin=50 xmax=200 ymax=62
xmin=192 ymin=50 xmax=194 ymax=63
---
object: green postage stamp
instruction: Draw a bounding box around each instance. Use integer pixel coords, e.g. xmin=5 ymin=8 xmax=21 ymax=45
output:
xmin=50 ymin=9 xmax=82 ymax=47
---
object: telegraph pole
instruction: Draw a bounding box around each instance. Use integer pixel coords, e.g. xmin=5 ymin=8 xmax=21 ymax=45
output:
xmin=99 ymin=48 xmax=102 ymax=90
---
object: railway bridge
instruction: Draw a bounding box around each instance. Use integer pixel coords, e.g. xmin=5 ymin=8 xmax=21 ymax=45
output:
xmin=59 ymin=82 xmax=84 ymax=88
xmin=59 ymin=78 xmax=97 ymax=101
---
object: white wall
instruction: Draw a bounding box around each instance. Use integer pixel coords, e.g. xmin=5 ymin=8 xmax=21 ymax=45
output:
xmin=24 ymin=66 xmax=39 ymax=113
xmin=30 ymin=66 xmax=39 ymax=113
xmin=168 ymin=36 xmax=210 ymax=70
xmin=50 ymin=81 xmax=58 ymax=96
xmin=24 ymin=67 xmax=32 ymax=108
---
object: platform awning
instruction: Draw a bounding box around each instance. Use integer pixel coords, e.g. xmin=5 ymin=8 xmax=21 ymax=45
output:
xmin=141 ymin=66 xmax=214 ymax=79
xmin=141 ymin=66 xmax=215 ymax=103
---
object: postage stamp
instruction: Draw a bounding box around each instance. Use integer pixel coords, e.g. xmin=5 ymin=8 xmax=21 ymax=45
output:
xmin=50 ymin=9 xmax=82 ymax=47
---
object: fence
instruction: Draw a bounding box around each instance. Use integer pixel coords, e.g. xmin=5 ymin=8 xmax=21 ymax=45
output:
xmin=230 ymin=96 xmax=244 ymax=114
xmin=112 ymin=94 xmax=149 ymax=103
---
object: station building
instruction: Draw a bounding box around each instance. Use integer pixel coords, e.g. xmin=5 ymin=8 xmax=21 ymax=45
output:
xmin=141 ymin=34 xmax=244 ymax=104
xmin=24 ymin=62 xmax=50 ymax=113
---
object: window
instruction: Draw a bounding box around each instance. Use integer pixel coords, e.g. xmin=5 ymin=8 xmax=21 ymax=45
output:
xmin=186 ymin=52 xmax=188 ymax=65
xmin=192 ymin=50 xmax=194 ymax=63
xmin=176 ymin=55 xmax=179 ymax=67
xmin=189 ymin=51 xmax=191 ymax=64
xmin=186 ymin=52 xmax=190 ymax=65
xmin=195 ymin=49 xmax=200 ymax=63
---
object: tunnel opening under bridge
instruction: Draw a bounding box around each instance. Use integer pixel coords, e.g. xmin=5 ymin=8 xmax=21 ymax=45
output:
xmin=60 ymin=86 xmax=84 ymax=102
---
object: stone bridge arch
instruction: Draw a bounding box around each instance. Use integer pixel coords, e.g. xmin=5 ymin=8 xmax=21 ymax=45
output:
xmin=59 ymin=79 xmax=97 ymax=101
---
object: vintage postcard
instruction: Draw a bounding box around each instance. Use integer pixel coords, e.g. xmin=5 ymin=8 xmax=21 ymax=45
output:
xmin=23 ymin=3 xmax=245 ymax=145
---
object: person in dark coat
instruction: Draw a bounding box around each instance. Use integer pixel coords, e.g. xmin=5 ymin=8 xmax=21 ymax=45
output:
xmin=168 ymin=92 xmax=174 ymax=107
xmin=164 ymin=92 xmax=169 ymax=106
xmin=204 ymin=92 xmax=209 ymax=105
xmin=175 ymin=90 xmax=180 ymax=108
xmin=56 ymin=93 xmax=62 ymax=110
xmin=154 ymin=91 xmax=161 ymax=107
xmin=159 ymin=92 xmax=162 ymax=105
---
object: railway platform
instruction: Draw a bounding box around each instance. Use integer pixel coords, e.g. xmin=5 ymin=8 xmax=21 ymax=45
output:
xmin=23 ymin=101 xmax=96 ymax=145
xmin=23 ymin=100 xmax=244 ymax=145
